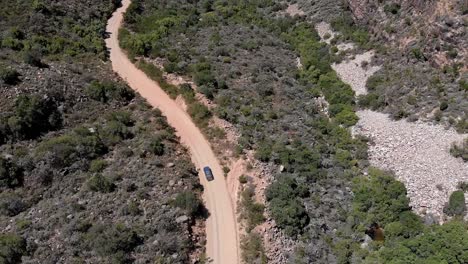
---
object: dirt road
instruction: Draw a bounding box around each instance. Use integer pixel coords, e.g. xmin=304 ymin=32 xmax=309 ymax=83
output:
xmin=105 ymin=1 xmax=239 ymax=263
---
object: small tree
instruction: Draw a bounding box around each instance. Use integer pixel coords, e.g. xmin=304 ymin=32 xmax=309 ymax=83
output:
xmin=0 ymin=233 xmax=27 ymax=263
xmin=0 ymin=158 xmax=23 ymax=188
xmin=149 ymin=137 xmax=164 ymax=156
xmin=444 ymin=190 xmax=466 ymax=216
xmin=173 ymin=191 xmax=202 ymax=217
xmin=87 ymin=174 xmax=115 ymax=193
xmin=0 ymin=67 xmax=20 ymax=85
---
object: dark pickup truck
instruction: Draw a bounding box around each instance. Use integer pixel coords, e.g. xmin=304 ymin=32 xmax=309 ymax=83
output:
xmin=203 ymin=166 xmax=214 ymax=181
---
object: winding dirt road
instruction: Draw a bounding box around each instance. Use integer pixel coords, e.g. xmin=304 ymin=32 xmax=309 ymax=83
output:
xmin=105 ymin=1 xmax=239 ymax=263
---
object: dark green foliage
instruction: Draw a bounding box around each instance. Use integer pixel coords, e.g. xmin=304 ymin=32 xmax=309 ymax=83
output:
xmin=240 ymin=232 xmax=267 ymax=264
xmin=439 ymin=101 xmax=449 ymax=111
xmin=89 ymin=159 xmax=108 ymax=173
xmin=0 ymin=67 xmax=20 ymax=85
xmin=240 ymin=186 xmax=265 ymax=231
xmin=87 ymin=174 xmax=115 ymax=193
xmin=384 ymin=3 xmax=401 ymax=15
xmin=0 ymin=192 xmax=26 ymax=217
xmin=352 ymin=168 xmax=410 ymax=229
xmin=266 ymin=175 xmax=309 ymax=236
xmin=85 ymin=223 xmax=141 ymax=263
xmin=173 ymin=191 xmax=202 ymax=217
xmin=22 ymin=49 xmax=43 ymax=67
xmin=411 ymin=48 xmax=426 ymax=61
xmin=444 ymin=190 xmax=466 ymax=216
xmin=187 ymin=102 xmax=212 ymax=127
xmin=4 ymin=95 xmax=62 ymax=141
xmin=149 ymin=137 xmax=165 ymax=156
xmin=0 ymin=158 xmax=23 ymax=189
xmin=37 ymin=127 xmax=107 ymax=168
xmin=0 ymin=233 xmax=27 ymax=264
xmin=101 ymin=111 xmax=134 ymax=145
xmin=367 ymin=221 xmax=468 ymax=263
xmin=86 ymin=80 xmax=135 ymax=103
xmin=135 ymin=61 xmax=180 ymax=99
xmin=358 ymin=93 xmax=385 ymax=110
xmin=330 ymin=16 xmax=370 ymax=47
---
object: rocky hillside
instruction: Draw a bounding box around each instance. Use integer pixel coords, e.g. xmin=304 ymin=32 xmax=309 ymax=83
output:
xmin=0 ymin=1 xmax=204 ymax=263
xmin=345 ymin=0 xmax=467 ymax=131
xmin=119 ymin=0 xmax=468 ymax=263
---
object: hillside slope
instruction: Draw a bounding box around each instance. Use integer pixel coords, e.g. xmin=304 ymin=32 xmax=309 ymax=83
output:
xmin=0 ymin=1 xmax=204 ymax=263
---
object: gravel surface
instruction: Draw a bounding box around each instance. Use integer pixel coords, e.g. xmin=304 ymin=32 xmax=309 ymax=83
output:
xmin=317 ymin=22 xmax=468 ymax=221
xmin=331 ymin=52 xmax=380 ymax=96
xmin=353 ymin=110 xmax=467 ymax=220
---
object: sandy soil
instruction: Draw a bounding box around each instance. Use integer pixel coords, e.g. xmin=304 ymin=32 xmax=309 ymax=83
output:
xmin=105 ymin=1 xmax=239 ymax=263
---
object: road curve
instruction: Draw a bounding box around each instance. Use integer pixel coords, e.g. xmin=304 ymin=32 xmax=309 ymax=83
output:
xmin=105 ymin=1 xmax=239 ymax=263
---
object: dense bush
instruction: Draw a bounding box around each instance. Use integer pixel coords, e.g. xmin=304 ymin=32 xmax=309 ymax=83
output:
xmin=0 ymin=158 xmax=23 ymax=189
xmin=2 ymin=95 xmax=62 ymax=141
xmin=85 ymin=223 xmax=141 ymax=263
xmin=365 ymin=221 xmax=468 ymax=263
xmin=0 ymin=192 xmax=27 ymax=217
xmin=0 ymin=233 xmax=27 ymax=264
xmin=352 ymin=168 xmax=411 ymax=229
xmin=87 ymin=174 xmax=115 ymax=193
xmin=37 ymin=126 xmax=107 ymax=168
xmin=0 ymin=67 xmax=20 ymax=85
xmin=444 ymin=190 xmax=466 ymax=217
xmin=266 ymin=175 xmax=309 ymax=236
xmin=173 ymin=191 xmax=202 ymax=217
xmin=149 ymin=137 xmax=165 ymax=156
xmin=86 ymin=80 xmax=135 ymax=103
xmin=187 ymin=102 xmax=212 ymax=127
xmin=240 ymin=186 xmax=265 ymax=231
xmin=240 ymin=232 xmax=267 ymax=264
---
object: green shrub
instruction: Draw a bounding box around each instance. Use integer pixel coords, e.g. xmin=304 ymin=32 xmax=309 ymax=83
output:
xmin=239 ymin=175 xmax=248 ymax=184
xmin=173 ymin=191 xmax=202 ymax=217
xmin=439 ymin=101 xmax=449 ymax=111
xmin=0 ymin=158 xmax=23 ymax=189
xmin=7 ymin=95 xmax=62 ymax=140
xmin=384 ymin=3 xmax=401 ymax=15
xmin=37 ymin=127 xmax=107 ymax=168
xmin=240 ymin=187 xmax=265 ymax=231
xmin=411 ymin=48 xmax=425 ymax=61
xmin=449 ymin=139 xmax=467 ymax=161
xmin=352 ymin=168 xmax=410 ymax=228
xmin=149 ymin=137 xmax=165 ymax=156
xmin=358 ymin=93 xmax=385 ymax=110
xmin=86 ymin=81 xmax=134 ymax=103
xmin=23 ymin=50 xmax=43 ymax=67
xmin=85 ymin=223 xmax=141 ymax=263
xmin=87 ymin=174 xmax=115 ymax=193
xmin=89 ymin=159 xmax=108 ymax=173
xmin=240 ymin=232 xmax=267 ymax=264
xmin=0 ymin=233 xmax=27 ymax=264
xmin=0 ymin=67 xmax=20 ymax=85
xmin=444 ymin=190 xmax=466 ymax=216
xmin=334 ymin=108 xmax=358 ymax=127
xmin=187 ymin=102 xmax=212 ymax=127
xmin=0 ymin=192 xmax=26 ymax=217
xmin=266 ymin=175 xmax=309 ymax=236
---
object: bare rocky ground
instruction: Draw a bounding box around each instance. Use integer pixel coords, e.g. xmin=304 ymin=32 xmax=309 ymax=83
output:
xmin=317 ymin=22 xmax=468 ymax=222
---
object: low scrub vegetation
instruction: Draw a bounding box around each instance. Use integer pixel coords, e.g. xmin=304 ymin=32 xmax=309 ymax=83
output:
xmin=121 ymin=0 xmax=468 ymax=262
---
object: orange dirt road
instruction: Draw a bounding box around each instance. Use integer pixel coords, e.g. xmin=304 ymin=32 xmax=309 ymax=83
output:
xmin=105 ymin=1 xmax=239 ymax=263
